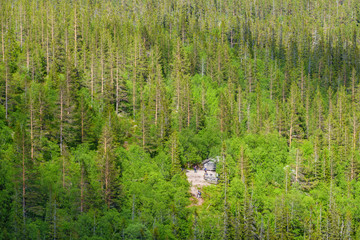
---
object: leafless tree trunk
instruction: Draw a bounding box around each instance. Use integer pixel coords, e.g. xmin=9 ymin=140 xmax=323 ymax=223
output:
xmin=22 ymin=133 xmax=26 ymax=233
xmin=133 ymin=37 xmax=137 ymax=119
xmin=30 ymin=97 xmax=34 ymax=162
xmin=5 ymin=61 xmax=8 ymax=119
xmin=74 ymin=5 xmax=77 ymax=67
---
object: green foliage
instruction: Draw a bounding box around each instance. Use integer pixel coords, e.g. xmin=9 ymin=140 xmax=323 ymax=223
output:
xmin=1 ymin=0 xmax=360 ymax=238
xmin=124 ymin=222 xmax=152 ymax=240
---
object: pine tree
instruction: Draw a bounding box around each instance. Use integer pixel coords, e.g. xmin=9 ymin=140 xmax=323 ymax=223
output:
xmin=221 ymin=142 xmax=229 ymax=239
xmin=239 ymin=144 xmax=249 ymax=185
xmin=171 ymin=38 xmax=190 ymax=131
xmin=76 ymin=88 xmax=95 ymax=145
xmin=327 ymin=183 xmax=341 ymax=239
xmin=97 ymin=110 xmax=119 ymax=208
xmin=14 ymin=123 xmax=28 ymax=236
xmin=288 ymin=82 xmax=304 ymax=147
xmin=349 ymin=69 xmax=359 ymax=180
xmin=324 ymin=88 xmax=336 ymax=180
xmin=128 ymin=30 xmax=146 ymax=120
xmin=169 ymin=131 xmax=181 ymax=176
xmin=243 ymin=190 xmax=258 ymax=240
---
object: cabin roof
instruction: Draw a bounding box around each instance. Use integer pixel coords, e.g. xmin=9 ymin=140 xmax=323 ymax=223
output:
xmin=202 ymin=156 xmax=220 ymax=165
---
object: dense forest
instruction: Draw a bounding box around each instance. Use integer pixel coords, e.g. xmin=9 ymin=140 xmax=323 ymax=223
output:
xmin=1 ymin=0 xmax=360 ymax=239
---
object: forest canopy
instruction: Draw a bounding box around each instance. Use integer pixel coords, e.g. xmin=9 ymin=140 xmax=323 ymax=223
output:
xmin=1 ymin=0 xmax=360 ymax=239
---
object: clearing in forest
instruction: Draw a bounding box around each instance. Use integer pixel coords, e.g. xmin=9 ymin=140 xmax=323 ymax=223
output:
xmin=186 ymin=170 xmax=211 ymax=206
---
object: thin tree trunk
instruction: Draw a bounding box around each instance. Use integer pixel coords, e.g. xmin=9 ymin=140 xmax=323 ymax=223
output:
xmin=74 ymin=5 xmax=77 ymax=67
xmin=306 ymin=94 xmax=310 ymax=138
xmin=276 ymin=103 xmax=281 ymax=135
xmin=30 ymin=98 xmax=34 ymax=162
xmin=220 ymin=97 xmax=224 ymax=133
xmin=91 ymin=53 xmax=94 ymax=103
xmin=110 ymin=62 xmax=114 ymax=101
xmin=282 ymin=77 xmax=286 ymax=103
xmin=240 ymin=146 xmax=245 ymax=184
xmin=201 ymin=82 xmax=205 ymax=110
xmin=39 ymin=94 xmax=43 ymax=132
xmin=101 ymin=45 xmax=104 ymax=97
xmin=223 ymin=155 xmax=228 ymax=239
xmin=51 ymin=11 xmax=55 ymax=64
xmin=133 ymin=38 xmax=137 ymax=119
xmin=247 ymin=104 xmax=250 ymax=132
xmin=249 ymin=65 xmax=252 ymax=94
xmin=116 ymin=52 xmax=120 ymax=114
xmin=176 ymin=75 xmax=180 ymax=112
xmin=60 ymin=90 xmax=63 ymax=155
xmin=46 ymin=27 xmax=50 ymax=74
xmin=289 ymin=90 xmax=295 ymax=147
xmin=5 ymin=62 xmax=8 ymax=119
xmin=41 ymin=17 xmax=44 ymax=47
xmin=66 ymin=72 xmax=71 ymax=115
xmin=65 ymin=25 xmax=68 ymax=59
xmin=83 ymin=44 xmax=86 ymax=74
xmin=155 ymin=87 xmax=158 ymax=125
xmin=19 ymin=5 xmax=23 ymax=48
xmin=238 ymin=87 xmax=242 ymax=124
xmin=141 ymin=91 xmax=145 ymax=148
xmin=1 ymin=24 xmax=5 ymax=62
xmin=351 ymin=109 xmax=356 ymax=180
xmin=289 ymin=124 xmax=293 ymax=148
xmin=22 ymin=133 xmax=26 ymax=233
xmin=301 ymin=66 xmax=304 ymax=101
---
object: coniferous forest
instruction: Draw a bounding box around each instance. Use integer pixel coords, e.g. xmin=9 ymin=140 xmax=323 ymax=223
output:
xmin=1 ymin=0 xmax=360 ymax=239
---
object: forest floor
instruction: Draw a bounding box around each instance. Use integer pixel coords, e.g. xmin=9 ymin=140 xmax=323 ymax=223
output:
xmin=186 ymin=170 xmax=212 ymax=207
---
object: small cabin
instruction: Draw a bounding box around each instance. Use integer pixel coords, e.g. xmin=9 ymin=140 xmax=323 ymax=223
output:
xmin=202 ymin=156 xmax=219 ymax=171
